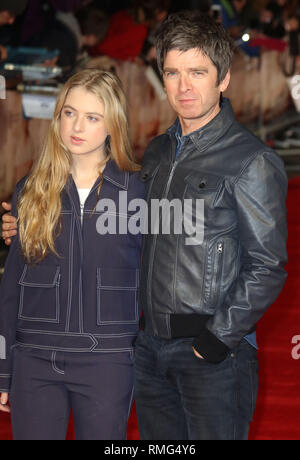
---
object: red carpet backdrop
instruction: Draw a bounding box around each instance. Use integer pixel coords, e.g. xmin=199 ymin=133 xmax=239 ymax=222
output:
xmin=0 ymin=176 xmax=300 ymax=441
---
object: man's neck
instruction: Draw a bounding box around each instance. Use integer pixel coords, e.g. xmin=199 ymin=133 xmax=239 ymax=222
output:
xmin=179 ymin=104 xmax=221 ymax=136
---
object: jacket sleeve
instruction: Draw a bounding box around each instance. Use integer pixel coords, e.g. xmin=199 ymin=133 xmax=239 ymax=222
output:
xmin=193 ymin=151 xmax=288 ymax=363
xmin=0 ymin=182 xmax=25 ymax=392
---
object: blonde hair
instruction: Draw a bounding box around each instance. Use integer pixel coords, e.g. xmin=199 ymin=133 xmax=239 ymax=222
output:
xmin=18 ymin=69 xmax=140 ymax=264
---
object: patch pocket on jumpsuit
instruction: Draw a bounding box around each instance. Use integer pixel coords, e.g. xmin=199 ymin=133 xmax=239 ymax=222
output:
xmin=97 ymin=268 xmax=140 ymax=325
xmin=18 ymin=265 xmax=61 ymax=323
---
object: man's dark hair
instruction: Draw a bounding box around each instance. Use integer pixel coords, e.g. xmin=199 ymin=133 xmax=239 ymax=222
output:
xmin=0 ymin=0 xmax=28 ymax=16
xmin=155 ymin=11 xmax=235 ymax=85
xmin=76 ymin=6 xmax=109 ymax=42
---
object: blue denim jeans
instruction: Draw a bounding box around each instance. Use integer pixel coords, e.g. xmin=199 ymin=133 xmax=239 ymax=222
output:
xmin=134 ymin=331 xmax=259 ymax=440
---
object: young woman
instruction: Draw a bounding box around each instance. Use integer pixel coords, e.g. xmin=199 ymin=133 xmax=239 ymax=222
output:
xmin=0 ymin=69 xmax=145 ymax=440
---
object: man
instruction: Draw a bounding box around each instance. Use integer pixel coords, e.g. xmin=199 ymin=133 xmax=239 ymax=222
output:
xmin=134 ymin=11 xmax=287 ymax=440
xmin=0 ymin=0 xmax=28 ymax=61
xmin=2 ymin=12 xmax=288 ymax=441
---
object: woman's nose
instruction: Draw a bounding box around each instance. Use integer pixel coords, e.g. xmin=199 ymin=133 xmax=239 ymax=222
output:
xmin=73 ymin=116 xmax=84 ymax=132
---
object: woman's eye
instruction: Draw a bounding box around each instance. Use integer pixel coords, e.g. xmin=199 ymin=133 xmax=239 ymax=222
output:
xmin=64 ymin=111 xmax=73 ymax=117
xmin=88 ymin=116 xmax=98 ymax=122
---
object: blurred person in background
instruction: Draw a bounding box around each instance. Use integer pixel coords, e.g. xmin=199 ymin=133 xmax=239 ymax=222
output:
xmin=284 ymin=0 xmax=300 ymax=32
xmin=20 ymin=1 xmax=109 ymax=70
xmin=259 ymin=0 xmax=297 ymax=39
xmin=20 ymin=0 xmax=90 ymax=44
xmin=0 ymin=0 xmax=28 ymax=61
xmin=212 ymin=0 xmax=259 ymax=36
xmin=90 ymin=0 xmax=170 ymax=62
xmin=212 ymin=0 xmax=259 ymax=56
xmin=0 ymin=0 xmax=28 ymax=26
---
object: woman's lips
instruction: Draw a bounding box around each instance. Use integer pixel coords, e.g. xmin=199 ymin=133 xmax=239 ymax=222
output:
xmin=71 ymin=136 xmax=85 ymax=145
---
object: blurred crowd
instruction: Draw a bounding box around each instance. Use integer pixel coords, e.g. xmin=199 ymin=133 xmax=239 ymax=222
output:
xmin=1 ymin=0 xmax=300 ymax=72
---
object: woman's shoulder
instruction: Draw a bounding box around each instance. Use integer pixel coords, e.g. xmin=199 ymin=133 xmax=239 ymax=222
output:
xmin=127 ymin=169 xmax=146 ymax=196
xmin=10 ymin=175 xmax=30 ymax=206
xmin=104 ymin=159 xmax=145 ymax=198
xmin=9 ymin=175 xmax=29 ymax=216
xmin=15 ymin=174 xmax=29 ymax=194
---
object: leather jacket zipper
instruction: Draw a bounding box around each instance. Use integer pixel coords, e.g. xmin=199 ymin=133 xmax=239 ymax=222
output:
xmin=217 ymin=242 xmax=224 ymax=254
xmin=211 ymin=241 xmax=224 ymax=306
xmin=147 ymin=138 xmax=179 ymax=336
xmin=165 ymin=160 xmax=179 ymax=195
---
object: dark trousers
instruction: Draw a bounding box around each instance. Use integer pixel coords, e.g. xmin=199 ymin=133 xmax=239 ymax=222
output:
xmin=134 ymin=331 xmax=259 ymax=440
xmin=9 ymin=346 xmax=134 ymax=440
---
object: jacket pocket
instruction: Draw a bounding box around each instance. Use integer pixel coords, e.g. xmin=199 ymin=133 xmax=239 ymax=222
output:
xmin=18 ymin=265 xmax=61 ymax=323
xmin=139 ymin=163 xmax=160 ymax=183
xmin=97 ymin=268 xmax=140 ymax=325
xmin=184 ymin=171 xmax=223 ymax=195
xmin=139 ymin=163 xmax=160 ymax=205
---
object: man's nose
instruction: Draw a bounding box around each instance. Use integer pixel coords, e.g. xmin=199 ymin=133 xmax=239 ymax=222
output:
xmin=179 ymin=74 xmax=192 ymax=92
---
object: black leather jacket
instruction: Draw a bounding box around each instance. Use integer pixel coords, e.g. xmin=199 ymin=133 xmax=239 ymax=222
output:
xmin=139 ymin=98 xmax=288 ymax=363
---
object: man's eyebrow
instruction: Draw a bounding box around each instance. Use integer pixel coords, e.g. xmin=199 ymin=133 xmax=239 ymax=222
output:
xmin=163 ymin=67 xmax=209 ymax=73
xmin=63 ymin=105 xmax=103 ymax=116
xmin=189 ymin=67 xmax=208 ymax=72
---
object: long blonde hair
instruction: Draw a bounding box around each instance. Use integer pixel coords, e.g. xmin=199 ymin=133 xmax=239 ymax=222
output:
xmin=18 ymin=69 xmax=140 ymax=264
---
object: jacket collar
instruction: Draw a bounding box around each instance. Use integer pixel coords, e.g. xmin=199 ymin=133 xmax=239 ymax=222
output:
xmin=102 ymin=158 xmax=129 ymax=191
xmin=66 ymin=158 xmax=129 ymax=207
xmin=166 ymin=98 xmax=235 ymax=152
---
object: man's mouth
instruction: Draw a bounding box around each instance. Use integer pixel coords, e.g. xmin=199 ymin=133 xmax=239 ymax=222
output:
xmin=179 ymin=99 xmax=196 ymax=103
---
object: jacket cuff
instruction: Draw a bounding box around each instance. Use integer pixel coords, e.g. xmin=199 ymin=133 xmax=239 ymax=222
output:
xmin=193 ymin=328 xmax=230 ymax=364
xmin=0 ymin=375 xmax=11 ymax=393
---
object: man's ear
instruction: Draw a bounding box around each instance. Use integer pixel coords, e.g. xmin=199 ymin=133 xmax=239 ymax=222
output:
xmin=219 ymin=71 xmax=231 ymax=93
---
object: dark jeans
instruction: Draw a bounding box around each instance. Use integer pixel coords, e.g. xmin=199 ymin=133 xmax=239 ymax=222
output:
xmin=9 ymin=346 xmax=134 ymax=440
xmin=134 ymin=331 xmax=259 ymax=440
